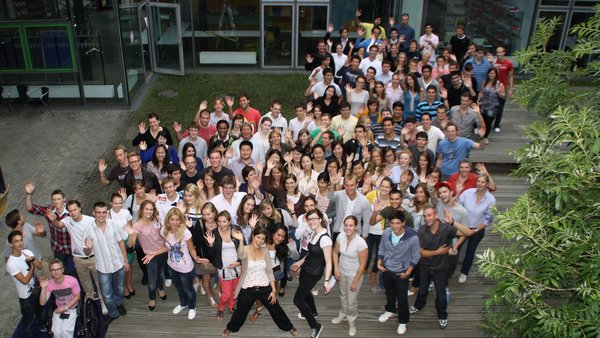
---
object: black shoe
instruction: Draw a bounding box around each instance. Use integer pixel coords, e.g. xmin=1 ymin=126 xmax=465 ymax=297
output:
xmin=103 ymin=316 xmax=119 ymax=327
xmin=141 ymin=275 xmax=148 ymax=286
xmin=124 ymin=293 xmax=131 ymax=299
xmin=159 ymin=292 xmax=167 ymax=301
xmin=117 ymin=305 xmax=127 ymax=316
xmin=310 ymin=323 xmax=323 ymax=338
xmin=149 ymin=304 xmax=156 ymax=311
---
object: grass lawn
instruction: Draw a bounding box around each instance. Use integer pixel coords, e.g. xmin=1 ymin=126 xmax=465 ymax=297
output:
xmin=136 ymin=73 xmax=308 ymax=128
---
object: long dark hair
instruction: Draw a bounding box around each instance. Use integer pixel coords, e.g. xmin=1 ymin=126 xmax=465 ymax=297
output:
xmin=151 ymin=144 xmax=170 ymax=174
xmin=269 ymin=224 xmax=289 ymax=263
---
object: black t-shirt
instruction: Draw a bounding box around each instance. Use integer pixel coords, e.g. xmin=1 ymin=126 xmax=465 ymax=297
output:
xmin=449 ymin=35 xmax=470 ymax=62
xmin=181 ymin=170 xmax=202 ymax=187
xmin=106 ymin=164 xmax=130 ymax=187
xmin=212 ymin=167 xmax=234 ymax=186
xmin=418 ymin=221 xmax=456 ymax=271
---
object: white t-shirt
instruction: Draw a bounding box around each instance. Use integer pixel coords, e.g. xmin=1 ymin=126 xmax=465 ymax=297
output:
xmin=263 ymin=112 xmax=289 ymax=135
xmin=310 ymin=82 xmax=342 ymax=97
xmin=62 ymin=215 xmax=95 ymax=258
xmin=289 ymin=117 xmax=308 ymax=141
xmin=109 ymin=208 xmax=133 ymax=230
xmin=417 ymin=125 xmax=446 ymax=153
xmin=419 ymin=33 xmax=439 ymax=63
xmin=6 ymin=249 xmax=36 ymax=299
xmin=359 ymin=58 xmax=382 ymax=77
xmin=336 ymin=232 xmax=368 ymax=276
xmin=310 ymin=231 xmax=333 ymax=248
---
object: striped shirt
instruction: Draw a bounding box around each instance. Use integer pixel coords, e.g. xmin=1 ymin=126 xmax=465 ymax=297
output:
xmin=85 ymin=220 xmax=125 ymax=274
xmin=416 ymin=100 xmax=443 ymax=121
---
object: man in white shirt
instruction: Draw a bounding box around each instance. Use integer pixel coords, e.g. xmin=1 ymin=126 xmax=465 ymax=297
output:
xmin=210 ymin=176 xmax=248 ymax=225
xmin=288 ymin=103 xmax=312 ymax=141
xmin=419 ymin=23 xmax=439 ymax=64
xmin=305 ymin=68 xmax=342 ymax=98
xmin=155 ymin=178 xmax=182 ymax=225
xmin=359 ymin=45 xmax=383 ymax=76
xmin=84 ymin=201 xmax=129 ymax=324
xmin=375 ymin=59 xmax=393 ymax=85
xmin=417 ymin=112 xmax=445 ymax=153
xmin=231 ymin=123 xmax=266 ymax=163
xmin=51 ymin=200 xmax=102 ymax=304
xmin=263 ymin=100 xmax=289 ymax=135
xmin=177 ymin=122 xmax=208 ymax=160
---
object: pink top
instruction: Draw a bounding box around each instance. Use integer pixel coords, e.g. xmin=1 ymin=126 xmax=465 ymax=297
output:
xmin=45 ymin=275 xmax=80 ymax=308
xmin=164 ymin=229 xmax=194 ymax=273
xmin=133 ymin=221 xmax=164 ymax=254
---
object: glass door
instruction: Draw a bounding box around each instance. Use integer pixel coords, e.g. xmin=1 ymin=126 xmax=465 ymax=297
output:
xmin=148 ymin=2 xmax=184 ymax=75
xmin=296 ymin=4 xmax=329 ymax=68
xmin=262 ymin=4 xmax=294 ymax=68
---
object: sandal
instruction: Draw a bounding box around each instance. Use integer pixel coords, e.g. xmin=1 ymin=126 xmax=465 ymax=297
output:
xmin=290 ymin=327 xmax=298 ymax=336
xmin=278 ymin=288 xmax=286 ymax=297
xmin=222 ymin=329 xmax=230 ymax=338
xmin=250 ymin=306 xmax=264 ymax=322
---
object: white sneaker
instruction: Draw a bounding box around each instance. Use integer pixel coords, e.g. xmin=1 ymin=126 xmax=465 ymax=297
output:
xmin=173 ymin=304 xmax=187 ymax=314
xmin=101 ymin=302 xmax=108 ymax=315
xmin=397 ymin=323 xmax=407 ymax=335
xmin=165 ymin=279 xmax=172 ymax=287
xmin=188 ymin=309 xmax=196 ymax=320
xmin=331 ymin=314 xmax=346 ymax=324
xmin=348 ymin=322 xmax=357 ymax=336
xmin=458 ymin=273 xmax=467 ymax=284
xmin=378 ymin=311 xmax=395 ymax=323
xmin=494 ymin=128 xmax=500 ymax=133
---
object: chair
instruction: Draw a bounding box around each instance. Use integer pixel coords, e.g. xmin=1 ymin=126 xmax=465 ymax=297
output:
xmin=7 ymin=84 xmax=28 ymax=110
xmin=28 ymin=87 xmax=51 ymax=114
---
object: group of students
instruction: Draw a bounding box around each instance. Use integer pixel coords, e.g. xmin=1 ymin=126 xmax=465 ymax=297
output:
xmin=4 ymin=10 xmax=506 ymax=338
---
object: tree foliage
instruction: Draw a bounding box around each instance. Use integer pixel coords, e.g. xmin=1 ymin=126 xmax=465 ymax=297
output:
xmin=477 ymin=5 xmax=600 ymax=337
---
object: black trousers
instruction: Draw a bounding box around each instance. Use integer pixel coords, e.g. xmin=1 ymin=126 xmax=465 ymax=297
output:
xmin=226 ymin=286 xmax=293 ymax=333
xmin=413 ymin=265 xmax=449 ymax=320
xmin=382 ymin=270 xmax=410 ymax=324
xmin=293 ymin=272 xmax=321 ymax=329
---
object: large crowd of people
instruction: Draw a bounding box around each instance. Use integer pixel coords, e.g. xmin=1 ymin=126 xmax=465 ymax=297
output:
xmin=5 ymin=10 xmax=509 ymax=338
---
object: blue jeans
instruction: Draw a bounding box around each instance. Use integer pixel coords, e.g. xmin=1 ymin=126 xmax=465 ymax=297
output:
xmin=461 ymin=229 xmax=485 ymax=276
xmin=366 ymin=234 xmax=382 ymax=272
xmin=169 ymin=266 xmax=196 ymax=310
xmin=98 ymin=268 xmax=125 ymax=318
xmin=146 ymin=252 xmax=167 ymax=300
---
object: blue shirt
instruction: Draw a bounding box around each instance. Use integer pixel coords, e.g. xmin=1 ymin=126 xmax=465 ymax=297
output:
xmin=394 ymin=24 xmax=415 ymax=49
xmin=459 ymin=188 xmax=495 ymax=229
xmin=378 ymin=227 xmax=420 ymax=273
xmin=437 ymin=137 xmax=474 ymax=176
xmin=416 ymin=100 xmax=443 ymax=121
xmin=464 ymin=58 xmax=492 ymax=91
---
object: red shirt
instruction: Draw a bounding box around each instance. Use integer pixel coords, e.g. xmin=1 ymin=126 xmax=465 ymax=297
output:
xmin=494 ymin=59 xmax=513 ymax=87
xmin=233 ymin=107 xmax=261 ymax=131
xmin=182 ymin=125 xmax=216 ymax=143
xmin=448 ymin=172 xmax=496 ymax=196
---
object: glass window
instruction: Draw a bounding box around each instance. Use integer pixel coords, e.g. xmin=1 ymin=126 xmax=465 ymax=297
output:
xmin=297 ymin=5 xmax=328 ymax=68
xmin=537 ymin=11 xmax=566 ymax=50
xmin=0 ymin=26 xmax=26 ymax=71
xmin=540 ymin=0 xmax=571 ymax=6
xmin=25 ymin=26 xmax=75 ymax=71
xmin=1 ymin=0 xmax=61 ymax=20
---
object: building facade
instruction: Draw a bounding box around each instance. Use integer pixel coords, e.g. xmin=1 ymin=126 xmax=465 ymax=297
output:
xmin=0 ymin=0 xmax=596 ymax=106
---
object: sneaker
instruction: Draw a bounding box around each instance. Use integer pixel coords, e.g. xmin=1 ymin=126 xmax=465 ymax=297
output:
xmin=310 ymin=323 xmax=323 ymax=338
xmin=397 ymin=323 xmax=407 ymax=335
xmin=117 ymin=305 xmax=127 ymax=316
xmin=188 ymin=309 xmax=196 ymax=320
xmin=409 ymin=306 xmax=419 ymax=315
xmin=311 ymin=288 xmax=319 ymax=296
xmin=297 ymin=312 xmax=319 ymax=319
xmin=370 ymin=286 xmax=385 ymax=294
xmin=173 ymin=305 xmax=188 ymax=314
xmin=101 ymin=302 xmax=108 ymax=315
xmin=494 ymin=128 xmax=500 ymax=133
xmin=348 ymin=321 xmax=356 ymax=336
xmin=458 ymin=273 xmax=467 ymax=284
xmin=165 ymin=279 xmax=172 ymax=287
xmin=378 ymin=311 xmax=395 ymax=323
xmin=331 ymin=314 xmax=346 ymax=324
xmin=428 ymin=282 xmax=434 ymax=291
xmin=438 ymin=319 xmax=448 ymax=329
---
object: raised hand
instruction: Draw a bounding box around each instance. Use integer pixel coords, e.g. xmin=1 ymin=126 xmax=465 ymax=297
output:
xmin=306 ymin=101 xmax=313 ymax=112
xmin=327 ymin=23 xmax=334 ymax=33
xmin=326 ymin=39 xmax=333 ymax=50
xmin=440 ymin=88 xmax=448 ymax=99
xmin=345 ymin=83 xmax=352 ymax=93
xmin=285 ymin=129 xmax=293 ymax=142
xmin=139 ymin=140 xmax=147 ymax=151
xmin=33 ymin=222 xmax=45 ymax=234
xmin=389 ymin=16 xmax=395 ymax=26
xmin=283 ymin=152 xmax=292 ymax=163
xmin=85 ymin=237 xmax=93 ymax=249
xmin=225 ymin=147 xmax=234 ymax=159
xmin=357 ymin=27 xmax=364 ymax=37
xmin=39 ymin=276 xmax=48 ymax=288
xmin=138 ymin=122 xmax=147 ymax=134
xmin=248 ymin=213 xmax=259 ymax=229
xmin=443 ymin=208 xmax=454 ymax=225
xmin=355 ymin=9 xmax=361 ymax=17
xmin=267 ymin=158 xmax=277 ymax=170
xmin=199 ymin=100 xmax=208 ymax=112
xmin=118 ymin=187 xmax=127 ymax=201
xmin=148 ymin=189 xmax=158 ymax=202
xmin=305 ymin=54 xmax=314 ymax=64
xmin=225 ymin=95 xmax=235 ymax=107
xmin=373 ymin=198 xmax=383 ymax=212
xmin=45 ymin=209 xmax=57 ymax=222
xmin=204 ymin=230 xmax=215 ymax=246
xmin=287 ymin=199 xmax=295 ymax=214
xmin=173 ymin=121 xmax=182 ymax=134
xmin=98 ymin=159 xmax=107 ymax=173
xmin=231 ymin=229 xmax=244 ymax=242
xmin=196 ymin=179 xmax=204 ymax=191
xmin=338 ymin=126 xmax=346 ymax=137
xmin=346 ymin=153 xmax=355 ymax=164
xmin=348 ymin=41 xmax=354 ymax=51
xmin=249 ymin=176 xmax=261 ymax=191
xmin=24 ymin=180 xmax=35 ymax=194
xmin=475 ymin=163 xmax=489 ymax=175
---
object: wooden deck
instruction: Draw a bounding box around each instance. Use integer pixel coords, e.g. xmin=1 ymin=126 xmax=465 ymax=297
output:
xmin=107 ymin=100 xmax=537 ymax=338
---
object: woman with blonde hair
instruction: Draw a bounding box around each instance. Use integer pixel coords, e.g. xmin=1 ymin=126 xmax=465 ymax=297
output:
xmin=181 ymin=183 xmax=204 ymax=223
xmin=268 ymin=129 xmax=292 ymax=154
xmin=257 ymin=198 xmax=293 ymax=233
xmin=364 ymin=147 xmax=386 ymax=192
xmin=357 ymin=116 xmax=375 ymax=143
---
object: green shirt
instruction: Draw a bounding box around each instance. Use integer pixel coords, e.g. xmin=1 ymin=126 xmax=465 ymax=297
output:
xmin=309 ymin=128 xmax=339 ymax=145
xmin=379 ymin=206 xmax=415 ymax=229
